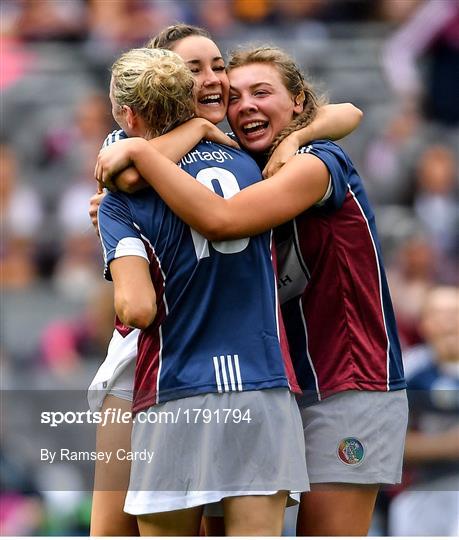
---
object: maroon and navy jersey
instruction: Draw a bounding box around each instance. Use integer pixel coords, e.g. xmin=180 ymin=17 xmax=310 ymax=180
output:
xmin=276 ymin=140 xmax=406 ymax=403
xmin=98 ymin=137 xmax=299 ymax=414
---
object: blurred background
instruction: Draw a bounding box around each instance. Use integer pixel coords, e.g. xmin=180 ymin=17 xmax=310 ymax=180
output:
xmin=1 ymin=0 xmax=458 ymax=535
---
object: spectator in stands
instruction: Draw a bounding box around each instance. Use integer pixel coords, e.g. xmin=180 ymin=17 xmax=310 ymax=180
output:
xmin=87 ymin=0 xmax=185 ymax=50
xmin=388 ymin=285 xmax=459 ymax=536
xmin=413 ymin=143 xmax=458 ymax=260
xmin=42 ymin=92 xmax=112 ymax=177
xmin=13 ymin=0 xmax=86 ymax=42
xmin=51 ymin=229 xmax=102 ymax=303
xmin=382 ymin=0 xmax=459 ymax=126
xmin=39 ymin=282 xmax=114 ymax=377
xmin=51 ymin=93 xmax=113 ymax=300
xmin=0 ymin=142 xmax=43 ymax=288
xmin=195 ymin=0 xmax=237 ymax=38
xmin=0 ymin=2 xmax=36 ymax=91
xmin=386 ymin=231 xmax=438 ymax=348
xmin=363 ymin=103 xmax=422 ymax=205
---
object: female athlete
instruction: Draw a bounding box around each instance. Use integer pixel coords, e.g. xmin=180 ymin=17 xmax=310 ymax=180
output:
xmin=89 ymin=25 xmax=362 ymax=536
xmin=95 ymin=45 xmax=408 ymax=537
xmin=95 ymin=44 xmax=310 ymax=536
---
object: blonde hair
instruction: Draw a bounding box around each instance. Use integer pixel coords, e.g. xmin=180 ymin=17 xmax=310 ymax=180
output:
xmin=111 ymin=47 xmax=195 ymax=138
xmin=227 ymin=46 xmax=326 ymax=155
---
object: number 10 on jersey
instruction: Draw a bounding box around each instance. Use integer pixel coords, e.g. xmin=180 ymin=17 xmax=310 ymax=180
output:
xmin=190 ymin=167 xmax=249 ymax=260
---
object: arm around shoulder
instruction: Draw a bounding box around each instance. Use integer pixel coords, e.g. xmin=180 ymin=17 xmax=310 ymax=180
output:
xmin=213 ymin=153 xmax=330 ymax=239
xmin=263 ymin=103 xmax=362 ymax=178
xmin=305 ymin=102 xmax=363 ymax=142
xmin=147 ymin=118 xmax=238 ymax=162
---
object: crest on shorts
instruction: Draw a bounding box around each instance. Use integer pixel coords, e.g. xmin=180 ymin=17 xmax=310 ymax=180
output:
xmin=337 ymin=437 xmax=365 ymax=466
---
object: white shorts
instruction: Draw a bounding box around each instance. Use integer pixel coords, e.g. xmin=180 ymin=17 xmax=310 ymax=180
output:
xmin=124 ymin=389 xmax=309 ymax=515
xmin=87 ymin=328 xmax=137 ymax=412
xmin=299 ymin=390 xmax=408 ymax=484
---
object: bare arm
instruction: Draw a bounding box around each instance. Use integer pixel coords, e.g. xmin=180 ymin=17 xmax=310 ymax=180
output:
xmin=150 ymin=117 xmax=238 ymax=158
xmin=110 ymin=255 xmax=157 ymax=329
xmin=112 ymin=118 xmax=238 ymax=192
xmin=263 ymin=103 xmax=363 ymax=177
xmin=95 ymin=138 xmax=329 ymax=240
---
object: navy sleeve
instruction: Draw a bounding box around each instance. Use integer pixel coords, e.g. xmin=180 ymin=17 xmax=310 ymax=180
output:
xmin=98 ymin=193 xmax=148 ymax=280
xmin=101 ymin=129 xmax=129 ymax=149
xmin=297 ymin=140 xmax=350 ymax=210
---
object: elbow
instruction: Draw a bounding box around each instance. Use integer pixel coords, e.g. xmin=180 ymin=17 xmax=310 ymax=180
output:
xmin=115 ymin=167 xmax=144 ymax=193
xmin=204 ymin=226 xmax=226 ymax=242
xmin=122 ymin=306 xmax=156 ymax=330
xmin=116 ymin=299 xmax=157 ymax=330
xmin=348 ymin=102 xmax=364 ymax=123
xmin=199 ymin=215 xmax=235 ymax=242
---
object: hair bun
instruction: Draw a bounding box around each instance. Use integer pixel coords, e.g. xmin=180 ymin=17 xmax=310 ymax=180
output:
xmin=110 ymin=47 xmax=195 ymax=138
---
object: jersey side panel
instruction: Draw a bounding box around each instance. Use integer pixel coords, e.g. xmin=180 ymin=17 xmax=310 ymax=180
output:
xmin=280 ymin=140 xmax=405 ymax=400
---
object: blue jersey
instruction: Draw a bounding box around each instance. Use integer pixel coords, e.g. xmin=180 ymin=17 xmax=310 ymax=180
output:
xmin=98 ymin=135 xmax=299 ymax=413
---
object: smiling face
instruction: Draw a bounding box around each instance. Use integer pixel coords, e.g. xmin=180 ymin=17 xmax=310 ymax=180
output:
xmin=227 ymin=63 xmax=303 ymax=153
xmin=172 ymin=35 xmax=229 ymax=125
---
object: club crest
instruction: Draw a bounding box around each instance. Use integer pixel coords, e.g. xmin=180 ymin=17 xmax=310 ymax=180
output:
xmin=337 ymin=437 xmax=365 ymax=466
